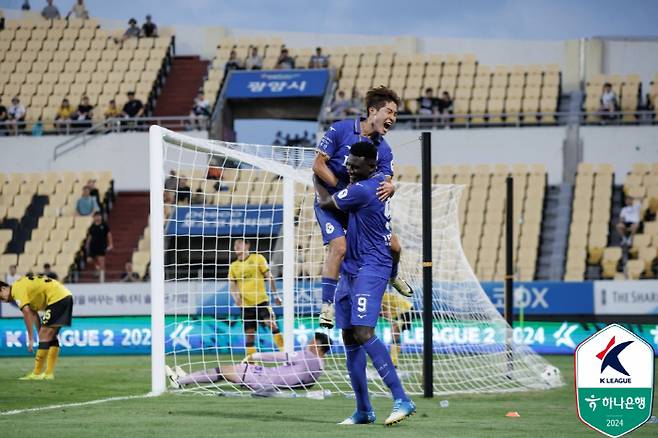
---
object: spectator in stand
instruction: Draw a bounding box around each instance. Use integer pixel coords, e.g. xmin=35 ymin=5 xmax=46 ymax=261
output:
xmin=273 ymin=131 xmax=283 ymax=145
xmin=7 ymin=97 xmax=26 ymax=136
xmin=74 ymin=95 xmax=94 ymax=129
xmin=599 ymin=82 xmax=618 ymax=119
xmin=86 ymin=179 xmax=102 ymax=208
xmin=40 ymin=263 xmax=58 ymax=280
xmin=141 ymin=14 xmax=158 ymax=38
xmin=245 ymin=47 xmax=263 ymax=70
xmin=164 ymin=170 xmax=178 ymax=204
xmin=104 ymin=99 xmax=122 ymax=119
xmin=275 ymin=47 xmax=295 ymax=70
xmin=616 ymin=196 xmax=641 ymax=246
xmin=76 ymin=185 xmax=100 ymax=216
xmin=54 ymin=98 xmax=74 ymax=134
xmin=122 ymin=18 xmax=140 ymax=41
xmin=66 ymin=0 xmax=89 ymax=19
xmin=177 ymin=176 xmax=191 ymax=204
xmin=308 ymin=47 xmax=329 ymax=69
xmin=5 ymin=264 xmax=20 ymax=284
xmin=347 ymin=89 xmax=363 ymax=115
xmin=121 ymin=262 xmax=140 ymax=282
xmin=438 ymin=91 xmax=453 ymax=115
xmin=417 ymin=88 xmax=438 ymax=116
xmin=328 ymin=90 xmax=350 ymax=119
xmin=86 ymin=211 xmax=113 ymax=283
xmin=122 ymin=91 xmax=145 ymax=128
xmin=22 ymin=0 xmax=31 ymax=11
xmin=189 ymin=91 xmax=210 ymax=129
xmin=41 ymin=0 xmax=61 ymax=20
xmin=224 ymin=50 xmax=243 ymax=76
xmin=0 ymin=98 xmax=7 ymax=135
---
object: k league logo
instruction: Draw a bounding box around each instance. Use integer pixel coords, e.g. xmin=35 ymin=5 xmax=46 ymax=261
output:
xmin=325 ymin=222 xmax=335 ymax=234
xmin=575 ymin=324 xmax=654 ymax=437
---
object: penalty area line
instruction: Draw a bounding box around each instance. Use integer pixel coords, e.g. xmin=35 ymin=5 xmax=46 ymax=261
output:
xmin=0 ymin=393 xmax=157 ymax=416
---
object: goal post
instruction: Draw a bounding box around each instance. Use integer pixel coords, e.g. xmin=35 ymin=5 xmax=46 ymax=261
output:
xmin=148 ymin=126 xmax=563 ymax=398
xmin=149 ymin=125 xmax=166 ymax=396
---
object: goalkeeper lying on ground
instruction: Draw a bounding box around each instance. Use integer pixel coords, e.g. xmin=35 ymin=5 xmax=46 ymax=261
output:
xmin=166 ymin=332 xmax=330 ymax=391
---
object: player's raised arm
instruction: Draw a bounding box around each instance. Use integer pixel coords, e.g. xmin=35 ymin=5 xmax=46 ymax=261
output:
xmin=312 ymin=153 xmax=339 ymax=188
xmin=376 ymin=145 xmax=396 ymax=201
xmin=312 ymin=126 xmax=340 ymax=187
xmin=314 ymin=175 xmax=339 ymax=211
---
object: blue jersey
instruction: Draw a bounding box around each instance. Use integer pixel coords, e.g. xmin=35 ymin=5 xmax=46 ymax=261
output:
xmin=333 ymin=172 xmax=393 ymax=279
xmin=316 ymin=119 xmax=394 ymax=195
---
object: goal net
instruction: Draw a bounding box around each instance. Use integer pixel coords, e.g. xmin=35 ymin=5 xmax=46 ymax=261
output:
xmin=149 ymin=126 xmax=563 ymax=398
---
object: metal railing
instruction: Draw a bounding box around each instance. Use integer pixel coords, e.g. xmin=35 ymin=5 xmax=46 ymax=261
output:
xmin=321 ymin=109 xmax=658 ymax=130
xmin=48 ymin=116 xmax=208 ymax=160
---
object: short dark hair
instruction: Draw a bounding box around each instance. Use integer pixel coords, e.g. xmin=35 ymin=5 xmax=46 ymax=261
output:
xmin=604 ymin=82 xmax=612 ymax=88
xmin=365 ymin=86 xmax=401 ymax=113
xmin=93 ymin=211 xmax=102 ymax=217
xmin=0 ymin=280 xmax=9 ymax=289
xmin=234 ymin=238 xmax=251 ymax=246
xmin=349 ymin=141 xmax=377 ymax=160
xmin=44 ymin=263 xmax=51 ymax=269
xmin=314 ymin=332 xmax=331 ymax=354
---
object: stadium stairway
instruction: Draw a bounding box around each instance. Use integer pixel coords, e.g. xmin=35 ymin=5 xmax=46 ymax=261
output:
xmin=536 ymin=184 xmax=571 ymax=280
xmin=79 ymin=192 xmax=149 ymax=282
xmin=153 ymin=55 xmax=210 ymax=123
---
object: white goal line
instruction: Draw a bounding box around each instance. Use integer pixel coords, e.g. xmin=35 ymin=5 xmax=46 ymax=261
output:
xmin=0 ymin=393 xmax=155 ymax=416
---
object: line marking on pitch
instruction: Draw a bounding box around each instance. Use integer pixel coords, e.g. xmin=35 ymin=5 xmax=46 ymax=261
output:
xmin=0 ymin=393 xmax=157 ymax=416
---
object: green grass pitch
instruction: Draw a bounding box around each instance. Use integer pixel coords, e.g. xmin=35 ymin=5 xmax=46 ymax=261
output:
xmin=1 ymin=355 xmax=656 ymax=437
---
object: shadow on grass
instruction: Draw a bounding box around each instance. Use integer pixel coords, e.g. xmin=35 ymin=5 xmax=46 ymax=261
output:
xmin=173 ymin=409 xmax=337 ymax=425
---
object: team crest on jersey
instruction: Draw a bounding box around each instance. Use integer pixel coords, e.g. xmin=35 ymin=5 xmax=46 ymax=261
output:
xmin=337 ymin=189 xmax=348 ymax=199
xmin=325 ymin=223 xmax=335 ymax=234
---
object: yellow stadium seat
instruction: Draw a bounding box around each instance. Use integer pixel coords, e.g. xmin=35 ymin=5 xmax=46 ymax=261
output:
xmin=625 ymin=259 xmax=644 ymax=280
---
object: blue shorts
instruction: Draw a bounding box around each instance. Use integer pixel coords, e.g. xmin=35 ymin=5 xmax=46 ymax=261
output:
xmin=314 ymin=201 xmax=348 ymax=245
xmin=335 ymin=273 xmax=388 ymax=329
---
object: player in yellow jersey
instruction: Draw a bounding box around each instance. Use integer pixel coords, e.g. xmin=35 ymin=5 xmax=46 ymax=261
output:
xmin=228 ymin=238 xmax=284 ymax=357
xmin=380 ymin=291 xmax=413 ymax=367
xmin=0 ymin=274 xmax=74 ymax=380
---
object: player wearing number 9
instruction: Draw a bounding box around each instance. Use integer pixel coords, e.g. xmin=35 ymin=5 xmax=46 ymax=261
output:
xmin=315 ymin=142 xmax=416 ymax=426
xmin=0 ymin=275 xmax=73 ymax=380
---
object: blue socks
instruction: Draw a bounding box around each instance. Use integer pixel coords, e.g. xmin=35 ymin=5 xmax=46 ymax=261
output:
xmin=321 ymin=277 xmax=338 ymax=304
xmin=363 ymin=336 xmax=409 ymax=401
xmin=345 ymin=344 xmax=372 ymax=412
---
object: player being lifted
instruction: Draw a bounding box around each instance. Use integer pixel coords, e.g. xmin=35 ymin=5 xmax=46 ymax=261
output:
xmin=313 ymin=86 xmax=412 ymax=328
xmin=228 ymin=238 xmax=284 ymax=356
xmin=316 ymin=142 xmax=416 ymax=426
xmin=0 ymin=274 xmax=74 ymax=380
xmin=166 ymin=332 xmax=330 ymax=391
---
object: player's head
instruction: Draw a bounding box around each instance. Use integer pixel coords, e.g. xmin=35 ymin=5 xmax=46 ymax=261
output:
xmin=233 ymin=238 xmax=251 ymax=258
xmin=307 ymin=332 xmax=331 ymax=357
xmin=93 ymin=211 xmax=102 ymax=224
xmin=365 ymin=86 xmax=400 ymax=136
xmin=0 ymin=280 xmax=11 ymax=302
xmin=346 ymin=141 xmax=377 ymax=183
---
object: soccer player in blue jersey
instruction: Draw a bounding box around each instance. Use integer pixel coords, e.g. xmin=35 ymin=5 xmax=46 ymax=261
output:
xmin=313 ymin=86 xmax=412 ymax=328
xmin=316 ymin=142 xmax=416 ymax=426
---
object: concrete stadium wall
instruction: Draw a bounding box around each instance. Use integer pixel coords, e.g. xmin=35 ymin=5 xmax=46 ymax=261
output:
xmin=602 ymin=39 xmax=658 ymax=86
xmin=0 ymin=131 xmax=208 ymax=191
xmin=581 ymin=126 xmax=658 ymax=183
xmin=386 ymin=127 xmax=566 ymax=184
xmin=2 ymin=126 xmax=656 ymax=188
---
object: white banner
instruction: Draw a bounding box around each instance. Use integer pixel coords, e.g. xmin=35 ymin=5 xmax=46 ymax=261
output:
xmin=0 ymin=283 xmax=152 ymax=317
xmin=594 ymin=280 xmax=658 ymax=315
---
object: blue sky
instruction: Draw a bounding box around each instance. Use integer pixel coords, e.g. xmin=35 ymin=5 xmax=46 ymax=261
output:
xmin=3 ymin=0 xmax=658 ymax=40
